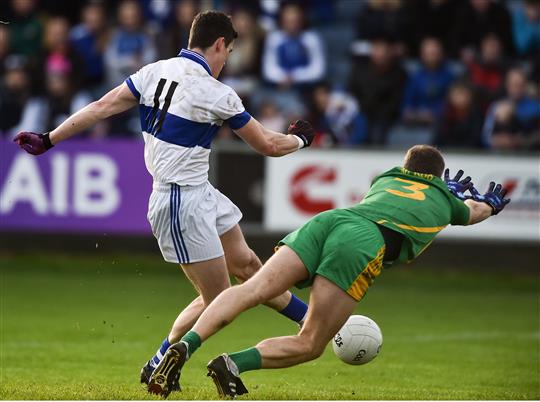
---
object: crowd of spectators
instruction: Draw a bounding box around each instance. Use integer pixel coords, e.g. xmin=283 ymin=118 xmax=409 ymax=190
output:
xmin=1 ymin=0 xmax=539 ymax=151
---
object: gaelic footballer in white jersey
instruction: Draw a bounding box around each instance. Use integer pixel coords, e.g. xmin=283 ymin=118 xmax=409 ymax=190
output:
xmin=125 ymin=49 xmax=250 ymax=264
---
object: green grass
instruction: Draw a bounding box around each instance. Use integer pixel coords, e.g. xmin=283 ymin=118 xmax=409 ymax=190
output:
xmin=0 ymin=251 xmax=539 ymax=400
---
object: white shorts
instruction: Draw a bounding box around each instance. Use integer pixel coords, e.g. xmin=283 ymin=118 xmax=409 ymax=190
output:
xmin=147 ymin=181 xmax=242 ymax=264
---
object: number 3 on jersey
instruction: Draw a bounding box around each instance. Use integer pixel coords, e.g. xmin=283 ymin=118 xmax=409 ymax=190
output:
xmin=386 ymin=178 xmax=429 ymax=201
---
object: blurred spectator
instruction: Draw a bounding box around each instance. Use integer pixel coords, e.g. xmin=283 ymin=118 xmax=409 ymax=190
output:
xmin=402 ymin=37 xmax=455 ymax=126
xmin=0 ymin=55 xmax=46 ymax=136
xmin=309 ymin=83 xmax=368 ymax=147
xmin=41 ymin=17 xmax=86 ymax=92
xmin=164 ymin=0 xmax=198 ymax=58
xmin=41 ymin=63 xmax=93 ymax=134
xmin=511 ymin=0 xmax=540 ymax=58
xmin=261 ymin=2 xmax=325 ymax=89
xmin=410 ymin=0 xmax=460 ymax=56
xmin=434 ymin=81 xmax=483 ymax=148
xmin=139 ymin=0 xmax=173 ymax=36
xmin=348 ymin=38 xmax=407 ymax=144
xmin=257 ymin=100 xmax=287 ymax=133
xmin=355 ymin=0 xmax=411 ymax=56
xmin=483 ymin=68 xmax=540 ymax=150
xmin=70 ymin=1 xmax=110 ymax=92
xmin=222 ymin=9 xmax=265 ymax=96
xmin=104 ymin=0 xmax=157 ymax=87
xmin=466 ymin=33 xmax=507 ymax=111
xmin=7 ymin=0 xmax=43 ymax=61
xmin=0 ymin=25 xmax=11 ymax=77
xmin=452 ymin=0 xmax=514 ymax=59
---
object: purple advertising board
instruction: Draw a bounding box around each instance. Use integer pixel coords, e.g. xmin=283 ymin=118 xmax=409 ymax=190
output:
xmin=0 ymin=139 xmax=153 ymax=234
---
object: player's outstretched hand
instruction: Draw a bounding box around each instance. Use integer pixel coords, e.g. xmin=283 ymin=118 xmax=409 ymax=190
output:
xmin=13 ymin=131 xmax=54 ymax=155
xmin=288 ymin=120 xmax=315 ymax=148
xmin=444 ymin=168 xmax=474 ymax=201
xmin=470 ymin=182 xmax=511 ymax=215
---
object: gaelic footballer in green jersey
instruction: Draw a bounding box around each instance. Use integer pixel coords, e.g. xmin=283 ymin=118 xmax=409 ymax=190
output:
xmin=148 ymin=145 xmax=511 ymax=398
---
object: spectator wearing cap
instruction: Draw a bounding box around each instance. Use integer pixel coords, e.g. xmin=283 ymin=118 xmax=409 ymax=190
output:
xmin=483 ymin=68 xmax=540 ymax=150
xmin=401 ymin=37 xmax=455 ymax=126
xmin=104 ymin=0 xmax=157 ymax=87
xmin=262 ymin=2 xmax=325 ymax=89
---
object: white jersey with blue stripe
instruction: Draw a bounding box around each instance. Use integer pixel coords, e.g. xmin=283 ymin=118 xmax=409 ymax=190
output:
xmin=125 ymin=49 xmax=251 ymax=186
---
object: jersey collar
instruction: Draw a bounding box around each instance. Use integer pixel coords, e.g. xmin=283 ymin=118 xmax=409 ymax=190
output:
xmin=178 ymin=48 xmax=212 ymax=76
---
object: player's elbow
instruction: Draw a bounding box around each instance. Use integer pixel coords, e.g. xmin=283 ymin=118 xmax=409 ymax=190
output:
xmin=92 ymin=99 xmax=115 ymax=119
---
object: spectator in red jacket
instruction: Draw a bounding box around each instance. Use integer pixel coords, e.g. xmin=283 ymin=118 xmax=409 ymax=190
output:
xmin=466 ymin=33 xmax=507 ymax=112
xmin=435 ymin=81 xmax=483 ymax=148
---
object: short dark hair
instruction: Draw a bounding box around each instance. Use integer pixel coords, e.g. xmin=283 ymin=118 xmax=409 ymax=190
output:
xmin=403 ymin=145 xmax=445 ymax=177
xmin=188 ymin=11 xmax=237 ymax=49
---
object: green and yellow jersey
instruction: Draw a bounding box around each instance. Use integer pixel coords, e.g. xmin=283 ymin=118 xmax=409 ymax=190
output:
xmin=348 ymin=167 xmax=470 ymax=264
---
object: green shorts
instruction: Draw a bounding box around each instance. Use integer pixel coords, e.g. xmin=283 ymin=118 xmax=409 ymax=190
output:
xmin=279 ymin=209 xmax=386 ymax=301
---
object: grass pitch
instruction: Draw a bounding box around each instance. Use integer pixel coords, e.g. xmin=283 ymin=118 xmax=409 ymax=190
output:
xmin=0 ymin=250 xmax=538 ymax=400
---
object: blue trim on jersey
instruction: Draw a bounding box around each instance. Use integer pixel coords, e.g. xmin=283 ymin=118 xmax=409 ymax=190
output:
xmin=178 ymin=48 xmax=212 ymax=76
xmin=140 ymin=105 xmax=219 ymax=149
xmin=227 ymin=110 xmax=251 ymax=130
xmin=125 ymin=77 xmax=141 ymax=100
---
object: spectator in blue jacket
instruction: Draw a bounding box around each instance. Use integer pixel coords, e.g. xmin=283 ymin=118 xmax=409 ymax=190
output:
xmin=511 ymin=0 xmax=540 ymax=58
xmin=70 ymin=1 xmax=109 ymax=91
xmin=402 ymin=37 xmax=455 ymax=126
xmin=483 ymin=68 xmax=540 ymax=150
xmin=104 ymin=0 xmax=157 ymax=87
xmin=262 ymin=2 xmax=325 ymax=89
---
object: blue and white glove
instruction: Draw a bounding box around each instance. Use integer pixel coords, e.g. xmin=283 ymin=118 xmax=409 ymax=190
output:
xmin=444 ymin=168 xmax=473 ymax=201
xmin=470 ymin=182 xmax=511 ymax=215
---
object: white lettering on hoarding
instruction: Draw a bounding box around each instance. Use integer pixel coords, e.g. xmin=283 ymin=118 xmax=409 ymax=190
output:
xmin=0 ymin=152 xmax=121 ymax=217
xmin=74 ymin=154 xmax=120 ymax=216
xmin=0 ymin=154 xmax=48 ymax=214
xmin=51 ymin=153 xmax=69 ymax=215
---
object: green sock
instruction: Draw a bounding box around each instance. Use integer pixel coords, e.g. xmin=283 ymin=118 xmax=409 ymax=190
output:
xmin=228 ymin=347 xmax=262 ymax=374
xmin=180 ymin=330 xmax=201 ymax=357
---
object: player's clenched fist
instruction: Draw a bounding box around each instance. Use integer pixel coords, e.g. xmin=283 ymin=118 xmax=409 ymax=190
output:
xmin=288 ymin=119 xmax=315 ymax=148
xmin=13 ymin=131 xmax=54 ymax=155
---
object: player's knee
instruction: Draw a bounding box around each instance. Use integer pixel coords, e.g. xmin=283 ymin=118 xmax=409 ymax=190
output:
xmin=296 ymin=334 xmax=324 ymax=361
xmin=228 ymin=248 xmax=259 ymax=281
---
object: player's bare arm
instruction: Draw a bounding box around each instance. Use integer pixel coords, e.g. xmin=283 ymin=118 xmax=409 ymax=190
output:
xmin=13 ymin=83 xmax=137 ymax=154
xmin=234 ymin=118 xmax=314 ymax=157
xmin=464 ymin=199 xmax=494 ymax=225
